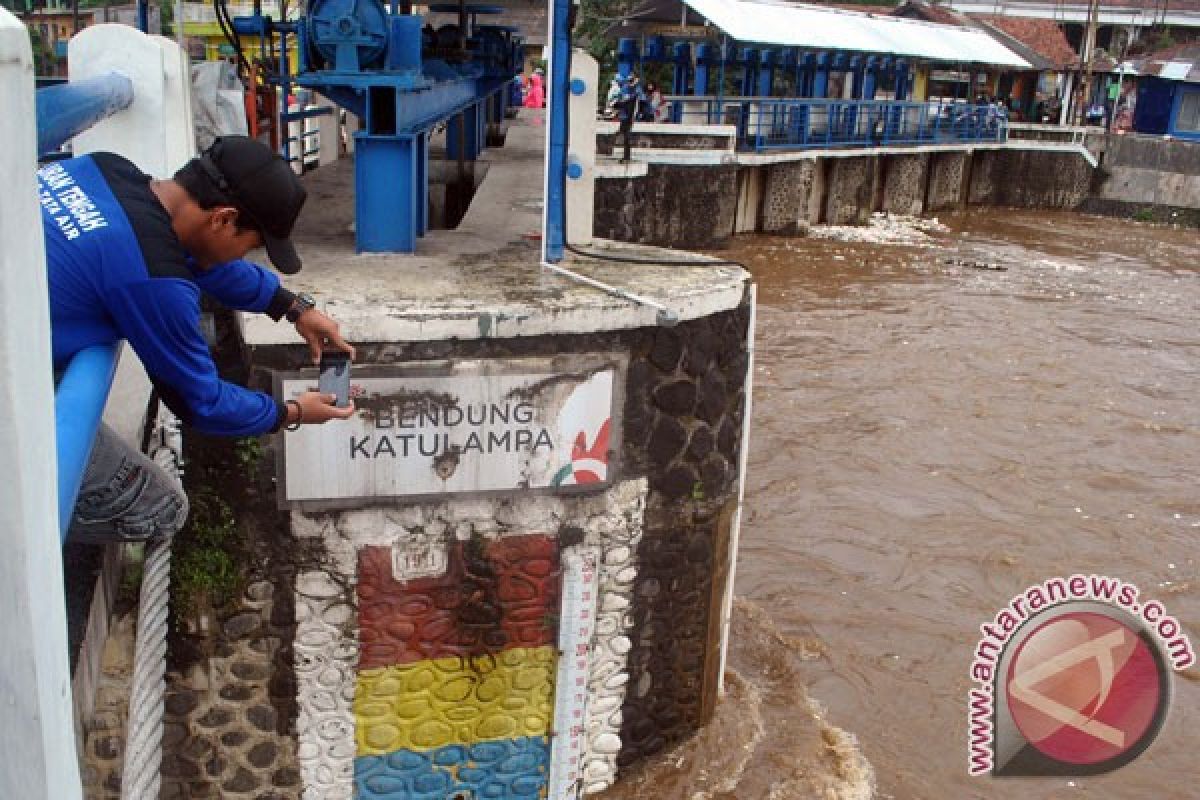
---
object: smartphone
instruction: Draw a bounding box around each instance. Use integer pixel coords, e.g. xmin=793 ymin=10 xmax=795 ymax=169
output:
xmin=318 ymin=352 xmax=352 ymax=408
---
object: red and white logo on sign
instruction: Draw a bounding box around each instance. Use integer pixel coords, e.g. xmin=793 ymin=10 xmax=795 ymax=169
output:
xmin=1006 ymin=611 xmax=1164 ymax=767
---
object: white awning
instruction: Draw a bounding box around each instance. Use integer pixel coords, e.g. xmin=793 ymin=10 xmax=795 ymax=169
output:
xmin=682 ymin=0 xmax=1031 ymax=68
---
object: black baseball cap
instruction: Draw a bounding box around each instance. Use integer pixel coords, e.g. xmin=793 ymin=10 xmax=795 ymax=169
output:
xmin=196 ymin=136 xmax=307 ymax=274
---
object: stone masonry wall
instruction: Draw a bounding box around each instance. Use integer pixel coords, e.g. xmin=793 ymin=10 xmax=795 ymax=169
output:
xmin=597 ymin=132 xmax=734 ymax=155
xmin=926 ymin=152 xmax=968 ymax=211
xmin=761 ymin=161 xmax=816 ymax=234
xmin=969 ymin=149 xmax=1092 ymax=208
xmin=824 ymin=156 xmax=880 ymax=225
xmin=594 ymin=165 xmax=739 ymax=249
xmin=247 ymin=302 xmax=753 ymax=797
xmin=881 ymin=154 xmax=928 ymax=216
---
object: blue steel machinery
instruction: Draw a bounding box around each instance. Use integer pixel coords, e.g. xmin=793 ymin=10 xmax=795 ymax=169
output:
xmin=226 ymin=0 xmax=525 ymax=252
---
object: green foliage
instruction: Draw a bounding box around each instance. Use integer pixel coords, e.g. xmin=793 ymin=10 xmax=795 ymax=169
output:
xmin=576 ymin=0 xmax=636 ymax=70
xmin=234 ymin=436 xmax=263 ymax=474
xmin=172 ymin=486 xmax=242 ymax=618
xmin=25 ymin=24 xmax=54 ymax=74
xmin=1133 ymin=208 xmax=1155 ymax=223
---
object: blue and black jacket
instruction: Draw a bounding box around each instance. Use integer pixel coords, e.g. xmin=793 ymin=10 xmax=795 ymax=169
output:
xmin=41 ymin=153 xmax=294 ymax=436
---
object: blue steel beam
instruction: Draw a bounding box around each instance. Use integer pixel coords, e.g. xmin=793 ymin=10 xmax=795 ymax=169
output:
xmin=35 ymin=72 xmax=134 ymax=155
xmin=54 ymin=344 xmax=119 ymax=542
xmin=543 ymin=0 xmax=571 ymax=261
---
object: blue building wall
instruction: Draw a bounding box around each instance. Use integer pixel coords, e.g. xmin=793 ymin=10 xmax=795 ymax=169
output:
xmin=1134 ymin=77 xmax=1200 ymax=141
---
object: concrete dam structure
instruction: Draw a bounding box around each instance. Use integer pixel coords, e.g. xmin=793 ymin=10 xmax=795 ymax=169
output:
xmin=594 ymin=130 xmax=1099 ymax=248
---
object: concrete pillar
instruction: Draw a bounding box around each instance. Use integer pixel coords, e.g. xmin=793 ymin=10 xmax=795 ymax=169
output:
xmin=315 ymin=93 xmax=339 ymax=167
xmin=70 ymin=24 xmax=170 ymax=177
xmin=344 ymin=113 xmax=361 ymax=154
xmin=824 ymin=156 xmax=877 ymax=224
xmin=566 ymin=49 xmax=598 ymax=247
xmin=761 ymin=160 xmax=816 ymax=233
xmin=881 ymin=153 xmax=929 ymax=216
xmin=0 ymin=9 xmax=83 ymax=798
xmin=925 ymin=151 xmax=969 ymax=211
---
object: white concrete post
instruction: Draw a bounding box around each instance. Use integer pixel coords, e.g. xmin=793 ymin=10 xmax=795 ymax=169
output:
xmin=315 ymin=93 xmax=340 ymax=166
xmin=566 ymin=48 xmax=598 ymax=247
xmin=70 ymin=25 xmax=168 ymax=176
xmin=0 ymin=9 xmax=84 ymax=799
xmin=344 ymin=112 xmax=360 ymax=155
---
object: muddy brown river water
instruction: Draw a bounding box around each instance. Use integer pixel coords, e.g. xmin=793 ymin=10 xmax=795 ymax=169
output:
xmin=601 ymin=210 xmax=1200 ymax=800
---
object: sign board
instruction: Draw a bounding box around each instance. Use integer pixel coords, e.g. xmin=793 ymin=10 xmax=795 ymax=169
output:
xmin=277 ymin=355 xmax=623 ymax=508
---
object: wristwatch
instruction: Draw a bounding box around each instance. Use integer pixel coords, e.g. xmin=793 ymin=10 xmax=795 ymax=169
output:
xmin=285 ymin=292 xmax=316 ymax=323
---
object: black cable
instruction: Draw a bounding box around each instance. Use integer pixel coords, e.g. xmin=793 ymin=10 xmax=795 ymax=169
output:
xmin=214 ymin=0 xmax=252 ymax=80
xmin=556 ymin=19 xmax=748 ymax=270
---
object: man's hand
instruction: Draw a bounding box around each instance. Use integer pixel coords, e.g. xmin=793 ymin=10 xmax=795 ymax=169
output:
xmin=295 ymin=308 xmax=356 ymax=364
xmin=291 ymin=390 xmax=355 ymax=425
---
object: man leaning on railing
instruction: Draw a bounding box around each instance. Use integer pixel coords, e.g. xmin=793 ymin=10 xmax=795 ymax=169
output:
xmin=42 ymin=135 xmax=354 ymax=543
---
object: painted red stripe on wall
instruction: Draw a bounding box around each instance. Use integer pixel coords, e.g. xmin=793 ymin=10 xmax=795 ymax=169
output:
xmin=357 ymin=534 xmax=559 ymax=670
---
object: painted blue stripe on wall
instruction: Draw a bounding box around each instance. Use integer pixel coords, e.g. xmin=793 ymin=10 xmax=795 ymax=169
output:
xmin=354 ymin=736 xmax=550 ymax=800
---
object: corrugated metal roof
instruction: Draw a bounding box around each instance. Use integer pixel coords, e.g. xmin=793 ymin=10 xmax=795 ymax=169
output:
xmin=681 ymin=0 xmax=1031 ymax=67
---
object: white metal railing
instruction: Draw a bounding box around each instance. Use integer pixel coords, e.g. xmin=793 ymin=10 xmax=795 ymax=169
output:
xmin=1007 ymin=122 xmax=1093 ymax=146
xmin=180 ymin=0 xmax=282 ymax=24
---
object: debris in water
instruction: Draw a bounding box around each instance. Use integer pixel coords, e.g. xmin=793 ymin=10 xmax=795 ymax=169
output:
xmin=808 ymin=213 xmax=947 ymax=246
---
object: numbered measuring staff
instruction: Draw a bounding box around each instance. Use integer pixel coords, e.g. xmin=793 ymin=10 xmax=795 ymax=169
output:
xmin=548 ymin=547 xmax=600 ymax=800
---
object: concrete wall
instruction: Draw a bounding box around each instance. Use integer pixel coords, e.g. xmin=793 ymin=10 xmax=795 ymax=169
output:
xmin=969 ymin=149 xmax=1092 ymax=208
xmin=595 ymin=147 xmax=1097 ymax=247
xmin=241 ymin=307 xmax=751 ymax=798
xmin=594 ymin=165 xmax=739 ymax=248
xmin=1086 ymin=133 xmax=1200 ymax=220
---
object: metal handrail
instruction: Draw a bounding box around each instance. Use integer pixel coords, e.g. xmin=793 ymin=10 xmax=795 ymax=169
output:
xmin=53 ymin=344 xmax=119 ymax=542
xmin=656 ymin=95 xmax=1009 ymax=152
xmin=35 ymin=71 xmax=133 ymax=155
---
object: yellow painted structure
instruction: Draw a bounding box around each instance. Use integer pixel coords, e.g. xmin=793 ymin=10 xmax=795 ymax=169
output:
xmin=354 ymin=646 xmax=557 ymax=757
xmin=913 ymin=65 xmax=929 ymax=103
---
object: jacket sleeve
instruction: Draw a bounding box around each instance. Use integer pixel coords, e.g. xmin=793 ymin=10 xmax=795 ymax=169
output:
xmin=107 ymin=279 xmax=287 ymax=436
xmin=191 ymin=259 xmax=296 ymax=321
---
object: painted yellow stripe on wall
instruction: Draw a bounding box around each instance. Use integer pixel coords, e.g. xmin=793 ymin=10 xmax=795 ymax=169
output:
xmin=355 ymin=646 xmax=558 ymax=756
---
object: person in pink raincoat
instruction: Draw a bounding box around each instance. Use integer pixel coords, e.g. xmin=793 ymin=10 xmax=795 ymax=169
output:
xmin=523 ymin=70 xmax=545 ymax=109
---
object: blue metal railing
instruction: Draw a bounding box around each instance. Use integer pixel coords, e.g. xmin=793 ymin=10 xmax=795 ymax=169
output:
xmin=54 ymin=345 xmax=119 ymax=542
xmin=663 ymin=96 xmax=1008 ymax=152
xmin=36 ymin=72 xmax=132 ymax=540
xmin=35 ymin=72 xmax=134 ymax=157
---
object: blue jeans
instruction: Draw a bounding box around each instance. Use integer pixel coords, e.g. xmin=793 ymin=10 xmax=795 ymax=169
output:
xmin=68 ymin=424 xmax=188 ymax=544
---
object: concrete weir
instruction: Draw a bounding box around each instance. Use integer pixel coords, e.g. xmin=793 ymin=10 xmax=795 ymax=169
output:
xmin=594 ymin=139 xmax=1097 ymax=247
xmin=240 ymin=114 xmax=752 ymax=799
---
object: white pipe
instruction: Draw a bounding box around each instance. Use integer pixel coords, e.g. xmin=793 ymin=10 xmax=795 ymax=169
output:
xmin=541 ymin=260 xmax=680 ymax=326
xmin=717 ymin=282 xmax=756 ymax=695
